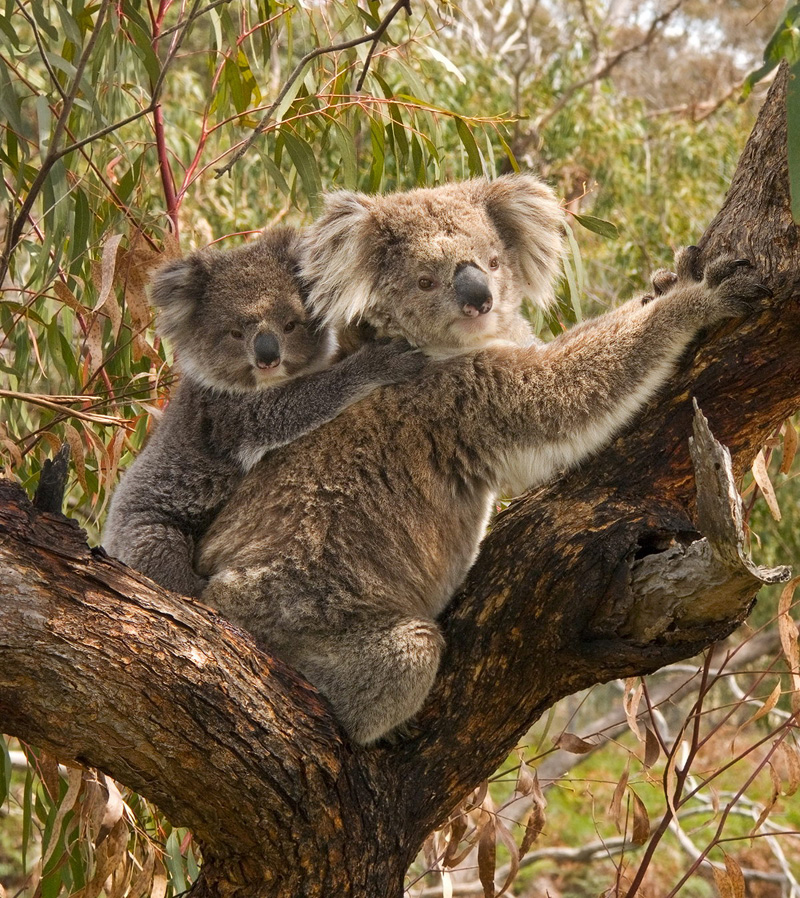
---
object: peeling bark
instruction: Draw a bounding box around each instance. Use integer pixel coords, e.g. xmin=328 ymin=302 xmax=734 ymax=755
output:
xmin=1 ymin=68 xmax=799 ymax=897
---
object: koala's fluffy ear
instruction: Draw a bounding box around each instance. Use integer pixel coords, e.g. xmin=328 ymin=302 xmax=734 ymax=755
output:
xmin=298 ymin=192 xmax=379 ymax=326
xmin=149 ymin=254 xmax=211 ymax=343
xmin=476 ymin=174 xmax=564 ymax=312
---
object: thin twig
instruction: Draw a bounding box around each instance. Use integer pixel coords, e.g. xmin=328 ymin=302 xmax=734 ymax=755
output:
xmin=214 ymin=0 xmax=413 ymax=178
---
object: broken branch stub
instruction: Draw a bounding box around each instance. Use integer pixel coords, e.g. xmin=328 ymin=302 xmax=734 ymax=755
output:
xmin=621 ymin=401 xmax=791 ymax=644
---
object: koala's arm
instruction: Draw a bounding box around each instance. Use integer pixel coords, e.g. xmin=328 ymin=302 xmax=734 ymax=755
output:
xmin=104 ymin=513 xmax=208 ymax=597
xmin=487 ymin=252 xmax=770 ymax=494
xmin=226 ymin=340 xmax=426 ymax=471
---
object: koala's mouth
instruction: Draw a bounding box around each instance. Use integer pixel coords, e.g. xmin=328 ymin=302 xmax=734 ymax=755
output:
xmin=255 ymin=359 xmax=281 ymax=371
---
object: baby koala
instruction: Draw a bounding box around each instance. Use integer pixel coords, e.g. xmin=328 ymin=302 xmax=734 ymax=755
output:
xmin=102 ymin=227 xmax=424 ymax=597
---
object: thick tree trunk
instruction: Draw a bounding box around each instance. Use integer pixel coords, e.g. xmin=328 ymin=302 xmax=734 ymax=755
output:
xmin=1 ymin=68 xmax=799 ymax=897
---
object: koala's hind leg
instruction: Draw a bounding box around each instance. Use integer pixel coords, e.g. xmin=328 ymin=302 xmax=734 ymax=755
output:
xmin=300 ymin=615 xmax=444 ymax=746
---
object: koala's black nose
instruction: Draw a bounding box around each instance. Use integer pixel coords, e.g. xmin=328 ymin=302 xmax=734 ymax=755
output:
xmin=254 ymin=332 xmax=281 ymax=369
xmin=454 ymin=263 xmax=493 ymax=317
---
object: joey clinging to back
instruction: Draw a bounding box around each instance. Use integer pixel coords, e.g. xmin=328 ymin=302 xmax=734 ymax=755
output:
xmin=102 ymin=228 xmax=424 ymax=598
xmin=299 ymin=177 xmax=565 ymax=355
xmin=154 ymin=227 xmax=333 ymax=394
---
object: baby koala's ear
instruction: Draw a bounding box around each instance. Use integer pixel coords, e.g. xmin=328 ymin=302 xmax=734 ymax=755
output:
xmin=149 ymin=253 xmax=211 ymax=342
xmin=298 ymin=191 xmax=378 ymax=327
xmin=475 ymin=174 xmax=565 ymax=313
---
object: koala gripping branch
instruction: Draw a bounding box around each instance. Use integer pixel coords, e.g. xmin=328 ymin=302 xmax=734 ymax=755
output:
xmin=1 ymin=68 xmax=800 ymax=898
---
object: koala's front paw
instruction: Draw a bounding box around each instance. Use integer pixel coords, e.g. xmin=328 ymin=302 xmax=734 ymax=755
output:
xmin=668 ymin=246 xmax=772 ymax=326
xmin=358 ymin=339 xmax=427 ymax=383
xmin=698 ymin=255 xmax=772 ymax=323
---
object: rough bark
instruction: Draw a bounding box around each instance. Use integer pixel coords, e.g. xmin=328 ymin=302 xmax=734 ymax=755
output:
xmin=1 ymin=68 xmax=799 ymax=897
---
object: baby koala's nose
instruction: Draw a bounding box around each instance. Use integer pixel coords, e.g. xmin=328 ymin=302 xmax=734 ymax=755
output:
xmin=454 ymin=263 xmax=493 ymax=317
xmin=254 ymin=332 xmax=281 ymax=369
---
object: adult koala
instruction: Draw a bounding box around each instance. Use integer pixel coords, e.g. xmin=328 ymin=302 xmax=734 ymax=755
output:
xmin=197 ymin=175 xmax=768 ymax=745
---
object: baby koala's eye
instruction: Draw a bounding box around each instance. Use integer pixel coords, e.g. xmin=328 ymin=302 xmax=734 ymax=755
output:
xmin=230 ymin=329 xmax=244 ymax=340
xmin=418 ymin=277 xmax=434 ymax=290
xmin=488 ymin=257 xmax=500 ymax=270
xmin=284 ymin=321 xmax=297 ymax=333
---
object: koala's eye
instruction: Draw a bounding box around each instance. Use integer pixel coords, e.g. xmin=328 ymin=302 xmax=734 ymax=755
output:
xmin=489 ymin=257 xmax=500 ymax=270
xmin=230 ymin=329 xmax=244 ymax=340
xmin=418 ymin=277 xmax=435 ymax=291
xmin=284 ymin=321 xmax=297 ymax=334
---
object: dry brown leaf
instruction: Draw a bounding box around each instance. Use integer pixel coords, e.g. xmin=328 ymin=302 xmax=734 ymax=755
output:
xmin=93 ymin=234 xmax=123 ymax=314
xmin=36 ymin=751 xmax=61 ymax=801
xmin=519 ymin=770 xmax=546 ymax=856
xmin=623 ymin=679 xmax=644 ymax=742
xmin=781 ymin=419 xmax=798 ymax=474
xmin=63 ymin=423 xmax=87 ymax=492
xmin=494 ymin=816 xmax=519 ymax=896
xmin=712 ymin=864 xmax=735 ymax=898
xmin=53 ymin=280 xmax=87 ymax=314
xmin=477 ymin=811 xmax=497 ymax=898
xmin=732 ymin=682 xmax=782 ymax=751
xmin=0 ymin=422 xmax=23 ymax=470
xmin=629 ymin=788 xmax=650 ymax=845
xmin=643 ymin=726 xmax=660 ymax=768
xmin=723 ymin=854 xmax=746 ymax=898
xmin=466 ymin=781 xmax=489 ymax=811
xmin=752 ymin=448 xmax=782 ymax=521
xmin=775 ymin=741 xmax=800 ymax=796
xmin=778 ymin=577 xmax=800 ymax=714
xmin=150 ymin=855 xmax=168 ymax=898
xmin=517 ymin=762 xmax=535 ymax=796
xmin=82 ymin=817 xmax=129 ymax=898
xmin=442 ymin=813 xmax=470 ymax=869
xmin=127 ymin=841 xmax=155 ymax=898
xmin=609 ymin=762 xmax=630 ymax=833
xmin=83 ymin=313 xmax=104 ymax=370
xmin=554 ymin=732 xmax=595 ymax=754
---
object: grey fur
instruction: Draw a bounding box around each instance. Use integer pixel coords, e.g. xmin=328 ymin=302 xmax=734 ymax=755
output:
xmin=196 ymin=175 xmax=769 ymax=744
xmin=102 ymin=227 xmax=425 ymax=597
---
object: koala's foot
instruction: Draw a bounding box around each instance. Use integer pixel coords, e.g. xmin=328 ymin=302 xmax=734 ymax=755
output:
xmin=669 ymin=246 xmax=772 ymax=326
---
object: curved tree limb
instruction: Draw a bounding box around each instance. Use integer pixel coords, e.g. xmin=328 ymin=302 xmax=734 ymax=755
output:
xmin=1 ymin=65 xmax=799 ymax=898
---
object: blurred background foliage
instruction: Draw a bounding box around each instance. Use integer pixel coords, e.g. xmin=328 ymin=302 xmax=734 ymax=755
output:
xmin=2 ymin=0 xmax=800 ymax=895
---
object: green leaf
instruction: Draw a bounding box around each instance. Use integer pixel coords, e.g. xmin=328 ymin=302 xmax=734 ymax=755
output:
xmin=0 ymin=64 xmax=25 ymax=138
xmin=368 ymin=117 xmax=385 ymax=193
xmin=455 ymin=117 xmax=483 ymax=177
xmin=282 ymin=131 xmax=322 ymax=213
xmin=0 ymin=10 xmax=20 ymax=48
xmin=573 ymin=213 xmax=619 ymax=240
xmin=164 ymin=830 xmax=188 ymax=896
xmin=54 ymin=2 xmax=82 ymax=47
xmin=0 ymin=737 xmax=10 ymax=807
xmin=31 ymin=0 xmax=59 ymax=41
xmin=331 ymin=119 xmax=358 ymax=190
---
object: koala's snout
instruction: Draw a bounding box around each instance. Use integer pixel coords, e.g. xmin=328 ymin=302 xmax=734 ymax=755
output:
xmin=454 ymin=263 xmax=493 ymax=317
xmin=254 ymin=332 xmax=281 ymax=369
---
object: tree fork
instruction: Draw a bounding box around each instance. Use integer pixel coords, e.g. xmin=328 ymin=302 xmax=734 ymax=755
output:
xmin=1 ymin=68 xmax=799 ymax=897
